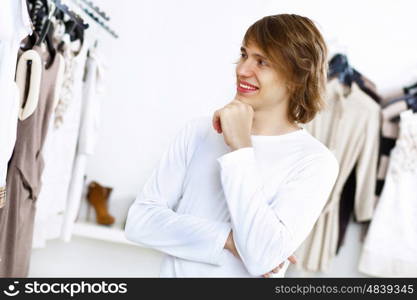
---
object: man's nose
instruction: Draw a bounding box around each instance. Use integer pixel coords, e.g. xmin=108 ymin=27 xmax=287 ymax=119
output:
xmin=236 ymin=60 xmax=255 ymax=77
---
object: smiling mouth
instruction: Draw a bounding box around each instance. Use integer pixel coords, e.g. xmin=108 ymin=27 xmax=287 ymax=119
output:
xmin=237 ymin=81 xmax=259 ymax=93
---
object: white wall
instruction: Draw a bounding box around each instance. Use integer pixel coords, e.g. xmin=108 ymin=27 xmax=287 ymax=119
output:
xmin=263 ymin=0 xmax=417 ymax=94
xmin=85 ymin=0 xmax=277 ymax=202
xmin=30 ymin=0 xmax=417 ymax=277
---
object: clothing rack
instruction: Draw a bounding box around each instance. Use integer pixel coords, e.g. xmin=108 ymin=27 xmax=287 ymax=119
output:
xmin=328 ymin=53 xmax=354 ymax=87
xmin=37 ymin=0 xmax=88 ymax=45
xmin=70 ymin=0 xmax=119 ymax=39
xmin=383 ymin=93 xmax=417 ymax=111
xmin=79 ymin=0 xmax=109 ymax=21
xmin=52 ymin=0 xmax=89 ymax=30
xmin=328 ymin=53 xmax=381 ymax=102
xmin=26 ymin=0 xmax=89 ymax=63
xmin=403 ymin=81 xmax=417 ymax=94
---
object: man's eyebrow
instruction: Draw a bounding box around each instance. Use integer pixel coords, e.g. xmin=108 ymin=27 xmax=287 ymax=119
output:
xmin=240 ymin=46 xmax=268 ymax=60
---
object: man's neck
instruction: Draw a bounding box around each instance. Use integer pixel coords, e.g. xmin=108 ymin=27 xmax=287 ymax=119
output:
xmin=250 ymin=107 xmax=299 ymax=136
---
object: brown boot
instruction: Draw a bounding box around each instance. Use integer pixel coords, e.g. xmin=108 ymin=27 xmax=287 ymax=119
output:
xmin=87 ymin=181 xmax=115 ymax=226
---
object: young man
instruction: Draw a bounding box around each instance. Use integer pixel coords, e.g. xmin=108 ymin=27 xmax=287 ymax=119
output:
xmin=125 ymin=14 xmax=339 ymax=277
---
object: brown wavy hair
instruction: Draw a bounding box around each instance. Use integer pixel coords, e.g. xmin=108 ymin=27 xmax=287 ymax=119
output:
xmin=243 ymin=14 xmax=328 ymax=123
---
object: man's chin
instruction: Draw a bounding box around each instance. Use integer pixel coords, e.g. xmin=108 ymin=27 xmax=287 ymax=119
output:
xmin=235 ymin=95 xmax=256 ymax=108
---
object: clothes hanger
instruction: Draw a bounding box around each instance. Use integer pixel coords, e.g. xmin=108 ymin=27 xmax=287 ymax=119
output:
xmin=35 ymin=1 xmax=59 ymax=67
xmin=22 ymin=0 xmax=47 ymax=50
xmin=403 ymin=81 xmax=417 ymax=95
xmin=406 ymin=95 xmax=417 ymax=112
xmin=328 ymin=53 xmax=354 ymax=88
xmin=15 ymin=44 xmax=65 ymax=121
xmin=28 ymin=0 xmax=49 ymax=33
xmin=55 ymin=19 xmax=84 ymax=57
xmin=51 ymin=0 xmax=89 ymax=52
xmin=24 ymin=0 xmax=57 ymax=67
xmin=382 ymin=93 xmax=417 ymax=122
xmin=382 ymin=93 xmax=416 ymax=109
xmin=18 ymin=1 xmax=53 ymax=120
xmin=328 ymin=53 xmax=381 ymax=102
xmin=70 ymin=0 xmax=118 ymax=39
xmin=15 ymin=49 xmax=43 ymax=120
xmin=351 ymin=69 xmax=381 ymax=102
xmin=53 ymin=0 xmax=89 ymax=31
xmin=79 ymin=0 xmax=110 ymax=21
xmin=64 ymin=19 xmax=84 ymax=45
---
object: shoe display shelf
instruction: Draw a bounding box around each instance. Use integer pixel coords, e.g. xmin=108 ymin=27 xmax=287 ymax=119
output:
xmin=71 ymin=191 xmax=137 ymax=247
xmin=72 ymin=221 xmax=139 ymax=246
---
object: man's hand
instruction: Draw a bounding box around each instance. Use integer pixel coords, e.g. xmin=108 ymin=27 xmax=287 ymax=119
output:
xmin=224 ymin=231 xmax=297 ymax=277
xmin=224 ymin=231 xmax=240 ymax=259
xmin=212 ymin=99 xmax=254 ymax=151
xmin=262 ymin=255 xmax=297 ymax=278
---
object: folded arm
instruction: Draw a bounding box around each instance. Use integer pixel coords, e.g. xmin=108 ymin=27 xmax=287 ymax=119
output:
xmin=217 ymin=147 xmax=338 ymax=276
xmin=125 ymin=120 xmax=231 ymax=265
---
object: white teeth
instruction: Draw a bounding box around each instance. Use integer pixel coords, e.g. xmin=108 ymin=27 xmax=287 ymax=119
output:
xmin=239 ymin=83 xmax=257 ymax=90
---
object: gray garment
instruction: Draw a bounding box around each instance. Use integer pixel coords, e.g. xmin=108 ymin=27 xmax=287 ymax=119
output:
xmin=0 ymin=46 xmax=61 ymax=277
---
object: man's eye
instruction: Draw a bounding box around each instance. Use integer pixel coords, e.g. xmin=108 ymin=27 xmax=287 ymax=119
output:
xmin=258 ymin=59 xmax=268 ymax=66
xmin=240 ymin=53 xmax=247 ymax=59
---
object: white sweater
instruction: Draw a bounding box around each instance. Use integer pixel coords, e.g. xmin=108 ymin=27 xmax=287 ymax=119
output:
xmin=125 ymin=116 xmax=338 ymax=277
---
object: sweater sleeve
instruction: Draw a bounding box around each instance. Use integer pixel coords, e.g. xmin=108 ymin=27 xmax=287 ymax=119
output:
xmin=217 ymin=147 xmax=339 ymax=276
xmin=354 ymin=108 xmax=380 ymax=222
xmin=125 ymin=118 xmax=231 ymax=265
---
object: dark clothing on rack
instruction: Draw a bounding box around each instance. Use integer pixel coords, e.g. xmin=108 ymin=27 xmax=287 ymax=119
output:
xmin=376 ymin=136 xmax=396 ymax=196
xmin=354 ymin=72 xmax=382 ymax=103
xmin=336 ymin=165 xmax=356 ymax=253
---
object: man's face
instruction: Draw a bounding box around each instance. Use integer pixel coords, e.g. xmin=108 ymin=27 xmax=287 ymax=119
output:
xmin=235 ymin=42 xmax=289 ymax=111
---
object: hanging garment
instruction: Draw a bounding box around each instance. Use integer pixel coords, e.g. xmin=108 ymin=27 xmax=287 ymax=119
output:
xmin=336 ymin=164 xmax=357 ymax=253
xmin=0 ymin=0 xmax=32 ymax=207
xmin=336 ymin=77 xmax=382 ymax=252
xmin=53 ymin=27 xmax=88 ymax=128
xmin=355 ymin=73 xmax=381 ymax=103
xmin=62 ymin=48 xmax=104 ymax=241
xmin=291 ymin=78 xmax=380 ymax=272
xmin=358 ymin=110 xmax=417 ymax=277
xmin=32 ymin=39 xmax=88 ymax=248
xmin=0 ymin=46 xmax=63 ymax=277
xmin=375 ymin=99 xmax=407 ymax=204
xmin=0 ymin=84 xmax=19 ymax=208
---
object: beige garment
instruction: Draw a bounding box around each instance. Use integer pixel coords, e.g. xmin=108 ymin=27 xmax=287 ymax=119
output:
xmin=0 ymin=47 xmax=62 ymax=277
xmin=293 ymin=78 xmax=380 ymax=272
